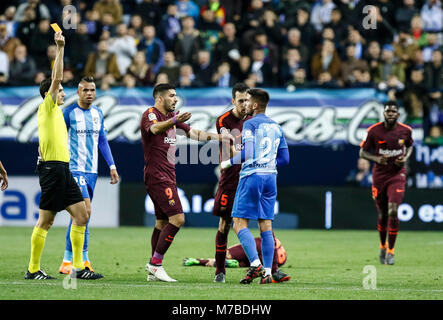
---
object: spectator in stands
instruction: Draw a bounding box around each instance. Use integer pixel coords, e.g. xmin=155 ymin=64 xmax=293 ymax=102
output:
xmin=324 ymin=7 xmax=348 ymax=46
xmin=358 ymin=5 xmax=395 ymax=46
xmin=29 ymin=19 xmax=53 ymax=67
xmin=200 ymin=0 xmax=226 ymax=26
xmin=158 ymin=51 xmax=180 ymax=85
xmin=138 ymin=25 xmax=165 ymax=75
xmin=250 ymin=47 xmax=273 ymax=87
xmin=285 ymin=67 xmax=309 ymax=90
xmin=241 ymin=0 xmax=265 ymax=34
xmin=310 ymin=0 xmax=336 ymax=32
xmin=14 ymin=5 xmax=37 ymax=49
xmin=1 ymin=6 xmax=18 ymax=37
xmin=174 ymin=16 xmax=201 ymax=64
xmin=108 ymin=23 xmax=137 ymax=75
xmin=395 ymin=0 xmax=419 ymax=32
xmin=212 ymin=61 xmax=236 ymax=87
xmin=374 ymin=44 xmax=406 ymax=85
xmin=282 ymin=28 xmax=309 ymax=68
xmin=280 ymin=48 xmax=305 ymax=86
xmin=0 ymin=49 xmax=9 ymax=85
xmin=260 ymin=9 xmax=283 ymax=47
xmin=410 ymin=14 xmax=425 ymax=42
xmin=198 ymin=7 xmax=223 ymax=52
xmin=14 ymin=0 xmax=51 ymax=23
xmin=213 ymin=22 xmax=241 ymax=68
xmin=38 ymin=44 xmax=56 ymax=75
xmin=346 ymin=158 xmax=372 ymax=187
xmin=155 ymin=72 xmax=169 ymax=85
xmin=84 ymin=39 xmax=121 ymax=89
xmin=401 ymin=66 xmax=429 ymax=119
xmin=349 ymin=68 xmax=374 ymax=88
xmin=424 ymin=125 xmax=443 ymax=145
xmin=0 ymin=23 xmax=21 ymax=61
xmin=341 ymin=43 xmax=369 ymax=86
xmin=62 ymin=69 xmax=76 ymax=87
xmin=315 ymin=71 xmax=340 ymax=88
xmin=67 ymin=23 xmax=94 ymax=76
xmin=421 ymin=33 xmax=440 ymax=62
xmin=394 ymin=27 xmax=420 ymax=69
xmin=122 ymin=73 xmax=136 ymax=89
xmin=252 ymin=30 xmax=279 ymax=75
xmin=375 ymin=0 xmax=396 ymax=27
xmin=347 ymin=28 xmax=365 ymax=60
xmin=311 ymin=39 xmax=342 ymax=82
xmin=177 ymin=63 xmax=197 ymax=87
xmin=194 ymin=49 xmax=214 ymax=86
xmin=424 ymin=50 xmax=443 ymax=109
xmin=137 ymin=0 xmax=163 ymax=27
xmin=293 ymin=6 xmax=316 ymax=51
xmin=98 ymin=12 xmax=117 ymax=39
xmin=364 ymin=41 xmax=382 ymax=82
xmin=9 ymin=44 xmax=36 ymax=86
xmin=128 ymin=14 xmax=144 ymax=45
xmin=93 ymin=0 xmax=123 ymax=25
xmin=234 ymin=55 xmax=251 ymax=82
xmin=127 ymin=51 xmax=154 ymax=87
xmin=176 ymin=0 xmax=200 ymax=21
xmin=220 ymin=0 xmax=243 ymax=23
xmin=158 ymin=4 xmax=181 ymax=51
xmin=420 ymin=0 xmax=443 ymax=32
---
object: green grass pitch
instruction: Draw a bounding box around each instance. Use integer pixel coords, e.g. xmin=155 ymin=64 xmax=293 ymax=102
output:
xmin=0 ymin=226 xmax=442 ymax=300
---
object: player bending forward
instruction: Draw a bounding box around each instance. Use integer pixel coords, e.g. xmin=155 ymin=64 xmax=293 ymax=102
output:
xmin=221 ymin=88 xmax=290 ymax=284
xmin=360 ymin=100 xmax=413 ymax=265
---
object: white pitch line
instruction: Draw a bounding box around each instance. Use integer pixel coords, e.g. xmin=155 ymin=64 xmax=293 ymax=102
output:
xmin=1 ymin=281 xmax=443 ymax=294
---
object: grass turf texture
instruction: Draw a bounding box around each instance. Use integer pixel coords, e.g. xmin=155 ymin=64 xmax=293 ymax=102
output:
xmin=0 ymin=227 xmax=442 ymax=300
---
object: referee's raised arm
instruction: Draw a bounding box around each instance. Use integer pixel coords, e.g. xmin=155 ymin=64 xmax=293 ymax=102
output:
xmin=47 ymin=31 xmax=65 ymax=103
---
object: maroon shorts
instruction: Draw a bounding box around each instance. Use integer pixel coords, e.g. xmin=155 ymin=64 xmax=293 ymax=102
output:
xmin=145 ymin=182 xmax=183 ymax=220
xmin=212 ymin=188 xmax=237 ymax=218
xmin=372 ymin=174 xmax=406 ymax=211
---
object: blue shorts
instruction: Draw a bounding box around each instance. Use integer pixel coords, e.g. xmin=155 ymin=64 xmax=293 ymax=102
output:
xmin=232 ymin=173 xmax=277 ymax=221
xmin=71 ymin=171 xmax=98 ymax=200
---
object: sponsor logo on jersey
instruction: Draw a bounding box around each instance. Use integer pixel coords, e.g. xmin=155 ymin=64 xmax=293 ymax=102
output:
xmin=379 ymin=148 xmax=403 ymax=157
xmin=164 ymin=137 xmax=176 ymax=145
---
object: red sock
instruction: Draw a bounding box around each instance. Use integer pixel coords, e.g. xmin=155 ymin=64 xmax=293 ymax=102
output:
xmin=378 ymin=215 xmax=388 ymax=248
xmin=387 ymin=217 xmax=399 ymax=252
xmin=151 ymin=223 xmax=180 ymax=264
xmin=151 ymin=228 xmax=161 ymax=256
xmin=215 ymin=230 xmax=228 ymax=274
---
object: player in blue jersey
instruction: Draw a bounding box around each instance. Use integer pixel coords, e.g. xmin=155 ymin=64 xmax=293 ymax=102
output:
xmin=220 ymin=88 xmax=290 ymax=284
xmin=58 ymin=76 xmax=119 ymax=275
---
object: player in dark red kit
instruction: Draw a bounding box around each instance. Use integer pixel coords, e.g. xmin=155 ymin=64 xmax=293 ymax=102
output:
xmin=141 ymin=83 xmax=233 ymax=282
xmin=359 ymin=101 xmax=413 ymax=265
xmin=212 ymin=83 xmax=290 ymax=283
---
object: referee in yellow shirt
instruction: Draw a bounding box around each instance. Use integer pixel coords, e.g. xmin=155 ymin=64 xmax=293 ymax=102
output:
xmin=25 ymin=30 xmax=103 ymax=280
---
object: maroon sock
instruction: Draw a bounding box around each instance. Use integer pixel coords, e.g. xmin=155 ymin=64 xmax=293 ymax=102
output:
xmin=215 ymin=230 xmax=228 ymax=274
xmin=151 ymin=227 xmax=161 ymax=256
xmin=271 ymin=231 xmax=278 ymax=274
xmin=387 ymin=217 xmax=399 ymax=251
xmin=378 ymin=215 xmax=388 ymax=248
xmin=151 ymin=223 xmax=180 ymax=264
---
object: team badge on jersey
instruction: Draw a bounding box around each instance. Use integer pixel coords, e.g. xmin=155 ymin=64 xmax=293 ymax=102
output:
xmin=398 ymin=139 xmax=404 ymax=146
xmin=169 ymin=199 xmax=175 ymax=206
xmin=149 ymin=113 xmax=157 ymax=121
xmin=244 ymin=129 xmax=252 ymax=137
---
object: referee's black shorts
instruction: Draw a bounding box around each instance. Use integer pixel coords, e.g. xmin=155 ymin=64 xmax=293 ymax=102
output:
xmin=37 ymin=161 xmax=84 ymax=212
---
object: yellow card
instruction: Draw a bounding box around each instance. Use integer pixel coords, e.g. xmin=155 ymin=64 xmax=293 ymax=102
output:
xmin=50 ymin=23 xmax=62 ymax=33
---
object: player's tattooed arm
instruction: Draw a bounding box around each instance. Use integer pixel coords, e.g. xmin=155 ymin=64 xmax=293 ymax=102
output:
xmin=187 ymin=128 xmax=234 ymax=143
xmin=359 ymin=148 xmax=388 ymax=165
xmin=149 ymin=111 xmax=192 ymax=135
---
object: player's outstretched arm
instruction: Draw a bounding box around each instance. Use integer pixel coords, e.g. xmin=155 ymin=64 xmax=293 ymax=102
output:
xmin=359 ymin=148 xmax=388 ymax=165
xmin=0 ymin=161 xmax=8 ymax=191
xmin=186 ymin=128 xmax=234 ymax=143
xmin=149 ymin=111 xmax=192 ymax=135
xmin=48 ymin=31 xmax=65 ymax=102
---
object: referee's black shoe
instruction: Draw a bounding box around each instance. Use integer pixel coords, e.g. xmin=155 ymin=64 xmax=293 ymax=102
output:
xmin=25 ymin=269 xmax=56 ymax=280
xmin=71 ymin=268 xmax=104 ymax=280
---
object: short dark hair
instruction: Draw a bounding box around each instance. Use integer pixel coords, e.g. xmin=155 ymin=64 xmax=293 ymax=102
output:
xmin=384 ymin=100 xmax=398 ymax=110
xmin=80 ymin=76 xmax=95 ymax=84
xmin=39 ymin=78 xmax=52 ymax=98
xmin=153 ymin=83 xmax=175 ymax=99
xmin=232 ymin=82 xmax=249 ymax=99
xmin=247 ymin=88 xmax=270 ymax=107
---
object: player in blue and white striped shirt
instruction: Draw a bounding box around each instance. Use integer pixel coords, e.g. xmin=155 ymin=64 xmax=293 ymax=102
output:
xmin=221 ymin=88 xmax=290 ymax=284
xmin=59 ymin=77 xmax=119 ymax=275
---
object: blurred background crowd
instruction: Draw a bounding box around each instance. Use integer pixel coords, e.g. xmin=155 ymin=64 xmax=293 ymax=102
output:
xmin=0 ymin=0 xmax=441 ymax=141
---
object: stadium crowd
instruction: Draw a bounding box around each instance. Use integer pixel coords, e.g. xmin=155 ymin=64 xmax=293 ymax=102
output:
xmin=0 ymin=0 xmax=441 ymax=140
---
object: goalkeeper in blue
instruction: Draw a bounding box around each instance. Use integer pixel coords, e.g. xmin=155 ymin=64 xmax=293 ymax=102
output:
xmin=220 ymin=88 xmax=290 ymax=284
xmin=59 ymin=76 xmax=119 ymax=275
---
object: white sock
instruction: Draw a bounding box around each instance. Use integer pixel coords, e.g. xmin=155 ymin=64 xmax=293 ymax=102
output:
xmin=265 ymin=268 xmax=272 ymax=276
xmin=250 ymin=259 xmax=261 ymax=267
